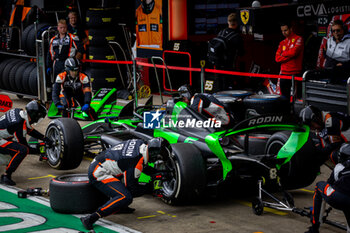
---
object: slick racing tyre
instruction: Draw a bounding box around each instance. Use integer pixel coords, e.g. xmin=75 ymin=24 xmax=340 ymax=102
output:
xmin=45 ymin=118 xmax=84 ymax=170
xmin=265 ymin=131 xmax=318 ymax=189
xmin=50 ymin=174 xmax=108 ymax=214
xmin=160 ymin=143 xmax=206 ymax=205
xmin=213 ymin=90 xmax=253 ymax=98
xmin=243 ymin=94 xmax=289 ymax=116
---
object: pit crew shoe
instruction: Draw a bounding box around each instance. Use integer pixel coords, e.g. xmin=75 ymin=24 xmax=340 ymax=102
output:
xmin=80 ymin=215 xmax=95 ymax=230
xmin=0 ymin=174 xmax=16 ymax=186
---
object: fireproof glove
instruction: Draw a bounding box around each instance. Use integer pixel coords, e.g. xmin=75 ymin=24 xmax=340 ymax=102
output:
xmin=81 ymin=104 xmax=89 ymax=112
xmin=56 ymin=104 xmax=65 ymax=110
xmin=46 ymin=68 xmax=52 ymax=76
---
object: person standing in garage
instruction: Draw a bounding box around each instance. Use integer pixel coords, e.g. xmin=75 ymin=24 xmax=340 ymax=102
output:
xmin=80 ymin=138 xmax=164 ymax=230
xmin=0 ymin=100 xmax=52 ymax=186
xmin=275 ymin=22 xmax=304 ymax=102
xmin=47 ymin=19 xmax=84 ymax=82
xmin=67 ymin=11 xmax=88 ymax=45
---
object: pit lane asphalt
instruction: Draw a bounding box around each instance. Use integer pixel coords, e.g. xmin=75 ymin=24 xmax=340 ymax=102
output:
xmin=0 ymin=94 xmax=347 ymax=233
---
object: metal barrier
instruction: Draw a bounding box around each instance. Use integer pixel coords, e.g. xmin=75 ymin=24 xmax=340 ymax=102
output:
xmin=162 ymin=50 xmax=192 ymax=92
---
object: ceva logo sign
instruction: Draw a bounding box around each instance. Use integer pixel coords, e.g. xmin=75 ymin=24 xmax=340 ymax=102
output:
xmin=297 ymin=3 xmax=350 ymax=17
xmin=297 ymin=4 xmax=327 ymax=17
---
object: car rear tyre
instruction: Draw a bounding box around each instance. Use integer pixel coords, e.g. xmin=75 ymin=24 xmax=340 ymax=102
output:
xmin=45 ymin=118 xmax=84 ymax=170
xmin=160 ymin=143 xmax=206 ymax=205
xmin=50 ymin=174 xmax=108 ymax=214
xmin=243 ymin=94 xmax=289 ymax=116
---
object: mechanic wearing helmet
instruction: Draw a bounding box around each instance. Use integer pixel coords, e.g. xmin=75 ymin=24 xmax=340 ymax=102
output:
xmin=305 ymin=143 xmax=350 ymax=233
xmin=0 ymin=100 xmax=52 ymax=186
xmin=80 ymin=138 xmax=164 ymax=230
xmin=300 ymin=105 xmax=350 ymax=165
xmin=47 ymin=19 xmax=84 ymax=80
xmin=52 ymin=57 xmax=97 ymax=120
xmin=178 ymin=85 xmax=233 ymax=127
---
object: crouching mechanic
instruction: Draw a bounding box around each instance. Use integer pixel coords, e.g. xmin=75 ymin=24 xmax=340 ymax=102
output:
xmin=52 ymin=57 xmax=97 ymax=120
xmin=80 ymin=138 xmax=164 ymax=230
xmin=299 ymin=105 xmax=350 ymax=166
xmin=0 ymin=100 xmax=53 ymax=186
xmin=178 ymin=85 xmax=233 ymax=127
xmin=305 ymin=143 xmax=350 ymax=233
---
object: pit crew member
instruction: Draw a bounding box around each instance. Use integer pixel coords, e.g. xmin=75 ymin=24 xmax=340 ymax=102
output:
xmin=299 ymin=105 xmax=350 ymax=165
xmin=80 ymin=138 xmax=164 ymax=230
xmin=0 ymin=100 xmax=52 ymax=186
xmin=47 ymin=19 xmax=84 ymax=79
xmin=305 ymin=143 xmax=350 ymax=233
xmin=52 ymin=57 xmax=97 ymax=120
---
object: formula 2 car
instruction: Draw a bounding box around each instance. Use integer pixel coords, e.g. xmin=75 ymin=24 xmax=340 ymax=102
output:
xmin=42 ymin=95 xmax=322 ymax=205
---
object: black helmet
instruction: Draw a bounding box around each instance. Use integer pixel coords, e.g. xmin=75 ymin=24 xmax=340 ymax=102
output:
xmin=299 ymin=105 xmax=323 ymax=126
xmin=147 ymin=138 xmax=165 ymax=162
xmin=338 ymin=143 xmax=350 ymax=163
xmin=64 ymin=57 xmax=80 ymax=72
xmin=26 ymin=100 xmax=47 ymax=124
xmin=178 ymin=85 xmax=192 ymax=100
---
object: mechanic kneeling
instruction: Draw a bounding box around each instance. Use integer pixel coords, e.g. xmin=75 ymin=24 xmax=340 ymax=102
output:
xmin=178 ymin=85 xmax=233 ymax=127
xmin=0 ymin=100 xmax=52 ymax=186
xmin=299 ymin=105 xmax=350 ymax=165
xmin=52 ymin=57 xmax=97 ymax=120
xmin=305 ymin=143 xmax=350 ymax=233
xmin=80 ymin=138 xmax=164 ymax=230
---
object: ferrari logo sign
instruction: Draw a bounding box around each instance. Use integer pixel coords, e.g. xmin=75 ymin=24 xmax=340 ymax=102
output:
xmin=240 ymin=10 xmax=249 ymax=25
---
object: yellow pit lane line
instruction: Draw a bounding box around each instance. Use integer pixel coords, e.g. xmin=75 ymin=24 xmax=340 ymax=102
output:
xmin=137 ymin=211 xmax=177 ymax=219
xmin=28 ymin=174 xmax=57 ymax=180
xmin=299 ymin=188 xmax=314 ymax=194
xmin=236 ymin=200 xmax=288 ymax=216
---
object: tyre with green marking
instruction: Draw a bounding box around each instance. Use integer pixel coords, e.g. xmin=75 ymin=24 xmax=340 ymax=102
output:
xmin=45 ymin=118 xmax=84 ymax=170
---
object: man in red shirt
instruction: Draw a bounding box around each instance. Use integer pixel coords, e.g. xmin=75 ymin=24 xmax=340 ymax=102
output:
xmin=275 ymin=22 xmax=304 ymax=102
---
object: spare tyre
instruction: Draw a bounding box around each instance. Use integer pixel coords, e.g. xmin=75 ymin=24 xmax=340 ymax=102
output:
xmin=86 ymin=8 xmax=116 ymax=28
xmin=9 ymin=60 xmax=27 ymax=91
xmin=15 ymin=62 xmax=34 ymax=93
xmin=22 ymin=23 xmax=50 ymax=55
xmin=1 ymin=59 xmax=21 ymax=91
xmin=50 ymin=174 xmax=108 ymax=214
xmin=88 ymin=28 xmax=116 ymax=46
xmin=88 ymin=45 xmax=116 ymax=69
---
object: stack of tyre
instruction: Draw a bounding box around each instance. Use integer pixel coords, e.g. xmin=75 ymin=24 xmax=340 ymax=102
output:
xmin=0 ymin=23 xmax=50 ymax=96
xmin=0 ymin=59 xmax=38 ymax=95
xmin=84 ymin=8 xmax=120 ymax=92
xmin=21 ymin=23 xmax=50 ymax=56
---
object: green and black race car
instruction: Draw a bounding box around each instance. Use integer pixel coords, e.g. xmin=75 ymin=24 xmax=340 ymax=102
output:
xmin=42 ymin=93 xmax=322 ymax=205
xmin=47 ymin=88 xmax=129 ymax=120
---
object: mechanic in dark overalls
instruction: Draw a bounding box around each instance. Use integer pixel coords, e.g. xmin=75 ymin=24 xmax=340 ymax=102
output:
xmin=299 ymin=105 xmax=350 ymax=165
xmin=305 ymin=143 xmax=350 ymax=233
xmin=80 ymin=138 xmax=163 ymax=230
xmin=0 ymin=100 xmax=52 ymax=186
xmin=52 ymin=57 xmax=97 ymax=120
xmin=178 ymin=85 xmax=233 ymax=127
xmin=46 ymin=19 xmax=84 ymax=81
